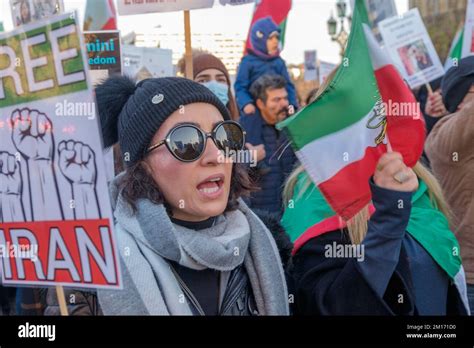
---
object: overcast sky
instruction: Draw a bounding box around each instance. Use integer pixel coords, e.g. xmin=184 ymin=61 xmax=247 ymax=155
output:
xmin=0 ymin=0 xmax=409 ymax=64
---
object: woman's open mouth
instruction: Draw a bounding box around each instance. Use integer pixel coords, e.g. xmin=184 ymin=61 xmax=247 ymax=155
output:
xmin=196 ymin=174 xmax=225 ymax=199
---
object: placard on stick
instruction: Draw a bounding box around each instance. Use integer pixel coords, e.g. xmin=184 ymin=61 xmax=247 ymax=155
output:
xmin=0 ymin=13 xmax=121 ymax=290
xmin=378 ymin=8 xmax=444 ymax=89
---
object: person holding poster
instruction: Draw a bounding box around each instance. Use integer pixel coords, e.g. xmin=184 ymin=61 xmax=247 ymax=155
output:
xmin=44 ymin=76 xmax=290 ymax=316
xmin=425 ymin=56 xmax=474 ymax=312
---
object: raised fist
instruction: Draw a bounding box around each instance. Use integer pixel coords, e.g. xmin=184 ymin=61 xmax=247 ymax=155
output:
xmin=58 ymin=140 xmax=97 ymax=185
xmin=374 ymin=152 xmax=418 ymax=193
xmin=0 ymin=152 xmax=22 ymax=196
xmin=10 ymin=108 xmax=54 ymax=161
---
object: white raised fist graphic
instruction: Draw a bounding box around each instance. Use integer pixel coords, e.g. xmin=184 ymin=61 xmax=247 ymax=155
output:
xmin=0 ymin=152 xmax=22 ymax=196
xmin=10 ymin=108 xmax=54 ymax=161
xmin=58 ymin=140 xmax=97 ymax=185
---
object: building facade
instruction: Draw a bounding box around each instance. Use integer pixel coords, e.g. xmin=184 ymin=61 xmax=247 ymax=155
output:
xmin=409 ymin=0 xmax=467 ymax=61
xmin=133 ymin=26 xmax=246 ymax=76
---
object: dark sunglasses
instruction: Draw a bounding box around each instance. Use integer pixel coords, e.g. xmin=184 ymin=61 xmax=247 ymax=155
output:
xmin=147 ymin=120 xmax=246 ymax=162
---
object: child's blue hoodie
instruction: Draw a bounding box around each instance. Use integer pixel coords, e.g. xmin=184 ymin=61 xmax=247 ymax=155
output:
xmin=234 ymin=17 xmax=298 ymax=112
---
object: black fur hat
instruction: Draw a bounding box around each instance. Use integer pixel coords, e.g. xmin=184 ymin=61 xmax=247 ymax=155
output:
xmin=95 ymin=76 xmax=231 ymax=166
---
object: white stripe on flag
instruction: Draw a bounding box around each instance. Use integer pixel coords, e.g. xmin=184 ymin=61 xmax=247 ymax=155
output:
xmin=295 ymin=104 xmax=385 ymax=185
xmin=363 ymin=24 xmax=392 ymax=70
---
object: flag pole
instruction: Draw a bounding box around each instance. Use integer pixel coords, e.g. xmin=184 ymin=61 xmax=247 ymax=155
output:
xmin=183 ymin=10 xmax=193 ymax=79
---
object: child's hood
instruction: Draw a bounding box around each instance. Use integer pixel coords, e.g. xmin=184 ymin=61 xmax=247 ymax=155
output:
xmin=250 ymin=16 xmax=281 ymax=56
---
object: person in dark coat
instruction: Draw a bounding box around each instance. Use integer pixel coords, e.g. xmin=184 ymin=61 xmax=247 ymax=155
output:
xmin=234 ymin=16 xmax=297 ymax=117
xmin=240 ymin=74 xmax=297 ymax=217
xmin=40 ymin=76 xmax=290 ymax=316
xmin=425 ymin=56 xmax=474 ymax=312
xmin=282 ymin=154 xmax=469 ymax=316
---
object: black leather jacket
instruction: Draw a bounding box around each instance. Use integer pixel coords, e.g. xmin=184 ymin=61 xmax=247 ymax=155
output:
xmin=42 ymin=211 xmax=291 ymax=316
xmin=44 ymin=263 xmax=259 ymax=316
xmin=171 ymin=262 xmax=259 ymax=316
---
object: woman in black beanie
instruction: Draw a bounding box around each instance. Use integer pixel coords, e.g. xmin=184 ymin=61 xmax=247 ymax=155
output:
xmin=43 ymin=76 xmax=290 ymax=316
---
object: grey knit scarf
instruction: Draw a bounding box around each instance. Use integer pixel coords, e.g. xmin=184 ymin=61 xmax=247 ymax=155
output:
xmin=97 ymin=178 xmax=289 ymax=315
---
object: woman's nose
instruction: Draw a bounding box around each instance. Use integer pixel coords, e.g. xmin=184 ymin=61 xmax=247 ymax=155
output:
xmin=200 ymin=136 xmax=222 ymax=166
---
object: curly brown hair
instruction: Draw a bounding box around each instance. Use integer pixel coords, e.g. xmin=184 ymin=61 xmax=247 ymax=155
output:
xmin=117 ymin=161 xmax=256 ymax=215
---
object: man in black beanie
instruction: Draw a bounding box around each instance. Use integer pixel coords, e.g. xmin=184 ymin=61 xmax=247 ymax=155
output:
xmin=425 ymin=56 xmax=474 ymax=312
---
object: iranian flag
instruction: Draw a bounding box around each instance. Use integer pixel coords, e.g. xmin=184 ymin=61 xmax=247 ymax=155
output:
xmin=445 ymin=26 xmax=464 ymax=70
xmin=84 ymin=0 xmax=117 ymax=31
xmin=276 ymin=0 xmax=425 ymax=220
xmin=245 ymin=0 xmax=292 ymax=52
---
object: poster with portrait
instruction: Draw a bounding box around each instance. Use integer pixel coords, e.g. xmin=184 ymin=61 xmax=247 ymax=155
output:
xmin=350 ymin=0 xmax=397 ymax=42
xmin=304 ymin=50 xmax=317 ymax=81
xmin=10 ymin=0 xmax=64 ymax=28
xmin=462 ymin=0 xmax=474 ymax=58
xmin=378 ymin=8 xmax=444 ymax=89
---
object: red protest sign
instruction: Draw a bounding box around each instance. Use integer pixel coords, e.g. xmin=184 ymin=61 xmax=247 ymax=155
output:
xmin=0 ymin=219 xmax=120 ymax=289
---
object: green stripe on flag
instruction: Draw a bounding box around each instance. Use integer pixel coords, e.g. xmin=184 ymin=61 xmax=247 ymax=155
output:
xmin=276 ymin=0 xmax=378 ymax=150
xmin=279 ymin=18 xmax=287 ymax=48
xmin=451 ymin=29 xmax=464 ymax=61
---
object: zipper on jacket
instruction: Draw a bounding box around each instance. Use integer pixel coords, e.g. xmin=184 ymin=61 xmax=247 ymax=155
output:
xmin=168 ymin=264 xmax=206 ymax=316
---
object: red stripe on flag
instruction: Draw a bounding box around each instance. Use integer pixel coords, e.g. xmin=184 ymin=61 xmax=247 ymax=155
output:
xmin=318 ymin=144 xmax=387 ymax=220
xmin=102 ymin=17 xmax=117 ymax=30
xmin=375 ymin=64 xmax=425 ymax=167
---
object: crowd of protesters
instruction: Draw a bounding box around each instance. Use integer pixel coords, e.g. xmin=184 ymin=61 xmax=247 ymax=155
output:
xmin=0 ymin=16 xmax=473 ymax=317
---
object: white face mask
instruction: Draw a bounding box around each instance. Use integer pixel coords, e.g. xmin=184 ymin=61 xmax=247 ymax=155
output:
xmin=202 ymin=80 xmax=230 ymax=106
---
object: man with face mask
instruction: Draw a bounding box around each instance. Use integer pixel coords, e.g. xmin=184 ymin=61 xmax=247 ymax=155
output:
xmin=240 ymin=74 xmax=297 ymax=216
xmin=425 ymin=56 xmax=474 ymax=311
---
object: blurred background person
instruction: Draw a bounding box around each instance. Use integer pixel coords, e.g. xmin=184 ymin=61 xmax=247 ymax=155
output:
xmin=181 ymin=52 xmax=240 ymax=121
xmin=240 ymin=74 xmax=297 ymax=217
xmin=425 ymin=56 xmax=474 ymax=312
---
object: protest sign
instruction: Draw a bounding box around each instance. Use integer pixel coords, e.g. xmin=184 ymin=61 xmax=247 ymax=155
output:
xmin=117 ymin=0 xmax=214 ymax=15
xmin=350 ymin=0 xmax=397 ymax=42
xmin=462 ymin=0 xmax=474 ymax=58
xmin=10 ymin=0 xmax=64 ymax=28
xmin=378 ymin=8 xmax=444 ymax=89
xmin=304 ymin=50 xmax=317 ymax=81
xmin=84 ymin=30 xmax=122 ymax=182
xmin=219 ymin=0 xmax=254 ymax=5
xmin=0 ymin=13 xmax=121 ymax=289
xmin=84 ymin=30 xmax=122 ymax=81
xmin=318 ymin=61 xmax=337 ymax=85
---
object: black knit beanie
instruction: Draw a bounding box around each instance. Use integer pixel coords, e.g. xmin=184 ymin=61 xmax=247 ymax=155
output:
xmin=96 ymin=76 xmax=231 ymax=166
xmin=442 ymin=56 xmax=474 ymax=113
